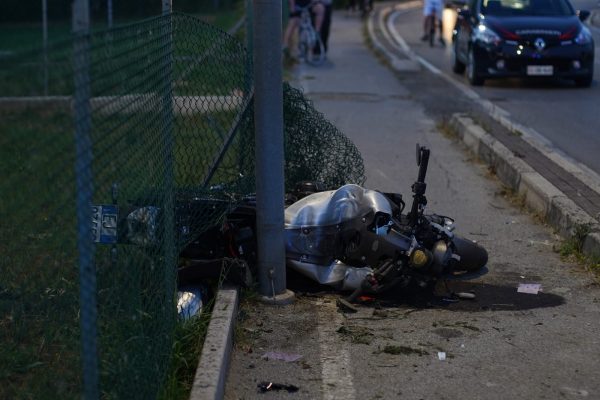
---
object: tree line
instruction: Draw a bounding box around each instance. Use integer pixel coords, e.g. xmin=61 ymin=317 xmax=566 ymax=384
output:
xmin=1 ymin=0 xmax=235 ymax=24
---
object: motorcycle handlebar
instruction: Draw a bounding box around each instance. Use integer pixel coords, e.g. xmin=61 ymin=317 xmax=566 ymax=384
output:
xmin=409 ymin=146 xmax=430 ymax=226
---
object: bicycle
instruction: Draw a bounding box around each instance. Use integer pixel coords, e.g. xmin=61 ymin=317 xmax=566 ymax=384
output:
xmin=297 ymin=4 xmax=326 ymax=66
xmin=422 ymin=13 xmax=445 ymax=47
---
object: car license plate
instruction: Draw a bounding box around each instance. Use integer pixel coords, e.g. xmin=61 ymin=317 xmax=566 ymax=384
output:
xmin=527 ymin=65 xmax=553 ymax=76
xmin=92 ymin=205 xmax=118 ymax=244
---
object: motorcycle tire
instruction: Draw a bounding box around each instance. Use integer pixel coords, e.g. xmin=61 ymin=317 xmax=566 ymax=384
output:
xmin=452 ymin=235 xmax=488 ymax=272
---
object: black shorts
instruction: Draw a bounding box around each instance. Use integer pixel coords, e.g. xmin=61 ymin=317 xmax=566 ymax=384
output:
xmin=289 ymin=1 xmax=321 ymax=18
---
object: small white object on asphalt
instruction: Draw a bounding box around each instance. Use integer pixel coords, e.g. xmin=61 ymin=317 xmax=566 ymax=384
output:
xmin=438 ymin=352 xmax=446 ymax=361
xmin=517 ymin=283 xmax=542 ymax=294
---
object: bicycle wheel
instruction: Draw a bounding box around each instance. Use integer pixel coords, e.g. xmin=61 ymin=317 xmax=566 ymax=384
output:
xmin=298 ymin=28 xmax=310 ymax=61
xmin=306 ymin=33 xmax=326 ymax=66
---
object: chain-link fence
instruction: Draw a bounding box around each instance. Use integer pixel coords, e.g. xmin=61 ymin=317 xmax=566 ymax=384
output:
xmin=0 ymin=12 xmax=364 ymax=399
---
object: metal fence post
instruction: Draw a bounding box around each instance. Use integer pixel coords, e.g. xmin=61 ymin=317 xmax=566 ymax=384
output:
xmin=161 ymin=0 xmax=176 ymax=312
xmin=253 ymin=0 xmax=293 ymax=303
xmin=42 ymin=0 xmax=48 ymax=95
xmin=107 ymin=0 xmax=113 ymax=28
xmin=245 ymin=0 xmax=254 ymax=94
xmin=246 ymin=0 xmax=253 ymax=61
xmin=72 ymin=0 xmax=98 ymax=399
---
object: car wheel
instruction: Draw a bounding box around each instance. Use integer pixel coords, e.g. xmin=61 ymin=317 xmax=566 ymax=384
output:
xmin=452 ymin=42 xmax=466 ymax=74
xmin=467 ymin=47 xmax=484 ymax=86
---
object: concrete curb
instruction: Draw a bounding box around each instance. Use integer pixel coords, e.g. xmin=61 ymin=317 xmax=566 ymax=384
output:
xmin=367 ymin=7 xmax=600 ymax=259
xmin=189 ymin=285 xmax=239 ymax=400
xmin=450 ymin=114 xmax=600 ymax=258
xmin=366 ymin=5 xmax=420 ymax=72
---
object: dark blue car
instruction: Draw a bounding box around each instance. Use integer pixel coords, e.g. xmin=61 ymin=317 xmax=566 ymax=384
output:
xmin=452 ymin=0 xmax=594 ymax=87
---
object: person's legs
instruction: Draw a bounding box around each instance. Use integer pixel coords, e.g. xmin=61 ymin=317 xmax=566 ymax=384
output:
xmin=283 ymin=16 xmax=300 ymax=50
xmin=348 ymin=0 xmax=356 ymax=12
xmin=311 ymin=2 xmax=325 ymax=33
xmin=321 ymin=4 xmax=332 ymax=52
xmin=421 ymin=1 xmax=433 ymax=41
xmin=421 ymin=15 xmax=433 ymax=40
xmin=435 ymin=3 xmax=445 ymax=46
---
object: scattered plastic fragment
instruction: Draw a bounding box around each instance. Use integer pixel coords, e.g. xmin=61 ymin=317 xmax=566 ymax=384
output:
xmin=257 ymin=382 xmax=299 ymax=393
xmin=441 ymin=297 xmax=459 ymax=303
xmin=358 ymin=295 xmax=376 ymax=302
xmin=456 ymin=292 xmax=476 ymax=300
xmin=517 ymin=283 xmax=542 ymax=294
xmin=438 ymin=352 xmax=446 ymax=361
xmin=336 ymin=298 xmax=358 ymax=313
xmin=262 ymin=352 xmax=303 ymax=362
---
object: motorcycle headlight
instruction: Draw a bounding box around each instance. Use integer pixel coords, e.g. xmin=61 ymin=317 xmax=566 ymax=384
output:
xmin=574 ymin=27 xmax=592 ymax=45
xmin=474 ymin=24 xmax=502 ymax=46
xmin=410 ymin=247 xmax=432 ymax=269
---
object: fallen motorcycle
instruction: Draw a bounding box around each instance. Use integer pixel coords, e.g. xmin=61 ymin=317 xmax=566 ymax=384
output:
xmin=284 ymin=144 xmax=488 ymax=301
xmin=93 ymin=144 xmax=488 ymax=316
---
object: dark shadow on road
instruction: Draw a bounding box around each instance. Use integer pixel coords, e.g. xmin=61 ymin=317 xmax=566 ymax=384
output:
xmin=286 ymin=267 xmax=565 ymax=312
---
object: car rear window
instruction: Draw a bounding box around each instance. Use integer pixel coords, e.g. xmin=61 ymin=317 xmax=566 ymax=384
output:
xmin=481 ymin=0 xmax=574 ymax=16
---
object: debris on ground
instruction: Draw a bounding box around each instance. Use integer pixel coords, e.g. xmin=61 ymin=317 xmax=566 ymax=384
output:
xmin=438 ymin=351 xmax=446 ymax=361
xmin=337 ymin=325 xmax=374 ymax=344
xmin=336 ymin=298 xmax=359 ymax=313
xmin=517 ymin=283 xmax=542 ymax=294
xmin=380 ymin=345 xmax=429 ymax=356
xmin=257 ymin=382 xmax=299 ymax=393
xmin=372 ymin=309 xmax=389 ymax=318
xmin=456 ymin=292 xmax=476 ymax=300
xmin=261 ymin=352 xmax=303 ymax=362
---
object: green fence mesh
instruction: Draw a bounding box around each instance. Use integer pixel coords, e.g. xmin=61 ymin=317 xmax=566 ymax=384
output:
xmin=0 ymin=12 xmax=365 ymax=399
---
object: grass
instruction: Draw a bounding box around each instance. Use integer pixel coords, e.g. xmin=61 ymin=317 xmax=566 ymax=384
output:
xmin=337 ymin=325 xmax=374 ymax=345
xmin=0 ymin=8 xmax=254 ymax=398
xmin=158 ymin=304 xmax=213 ymax=400
xmin=0 ymin=95 xmax=251 ymax=398
xmin=0 ymin=106 xmax=81 ymax=398
xmin=555 ymin=223 xmax=600 ymax=282
xmin=0 ymin=1 xmax=245 ymax=55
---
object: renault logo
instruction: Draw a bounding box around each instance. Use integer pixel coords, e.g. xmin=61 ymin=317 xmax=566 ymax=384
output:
xmin=534 ymin=37 xmax=546 ymax=51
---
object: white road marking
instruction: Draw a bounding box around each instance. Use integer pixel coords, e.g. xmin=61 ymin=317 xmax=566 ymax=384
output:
xmin=317 ymin=299 xmax=356 ymax=400
xmin=381 ymin=6 xmax=600 ymax=194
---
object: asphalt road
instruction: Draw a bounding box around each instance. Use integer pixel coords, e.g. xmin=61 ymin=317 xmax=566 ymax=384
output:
xmin=390 ymin=0 xmax=600 ymax=176
xmin=224 ymin=9 xmax=600 ymax=400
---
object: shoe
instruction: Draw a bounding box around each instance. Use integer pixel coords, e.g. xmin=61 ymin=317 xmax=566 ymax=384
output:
xmin=421 ymin=34 xmax=429 ymax=41
xmin=438 ymin=38 xmax=446 ymax=47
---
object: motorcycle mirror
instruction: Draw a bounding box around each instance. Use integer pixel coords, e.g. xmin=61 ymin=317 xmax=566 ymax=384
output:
xmin=416 ymin=143 xmax=422 ymax=166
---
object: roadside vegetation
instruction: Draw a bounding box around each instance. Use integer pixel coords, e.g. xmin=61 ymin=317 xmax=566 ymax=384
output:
xmin=437 ymin=119 xmax=600 ymax=283
xmin=556 ymin=224 xmax=600 ymax=282
xmin=0 ymin=2 xmax=248 ymax=398
xmin=0 ymin=1 xmax=245 ymax=54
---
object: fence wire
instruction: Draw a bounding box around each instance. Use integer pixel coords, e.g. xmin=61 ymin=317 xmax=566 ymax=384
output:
xmin=0 ymin=12 xmax=365 ymax=399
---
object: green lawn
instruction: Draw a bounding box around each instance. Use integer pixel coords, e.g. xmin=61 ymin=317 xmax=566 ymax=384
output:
xmin=0 ymin=86 xmax=253 ymax=397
